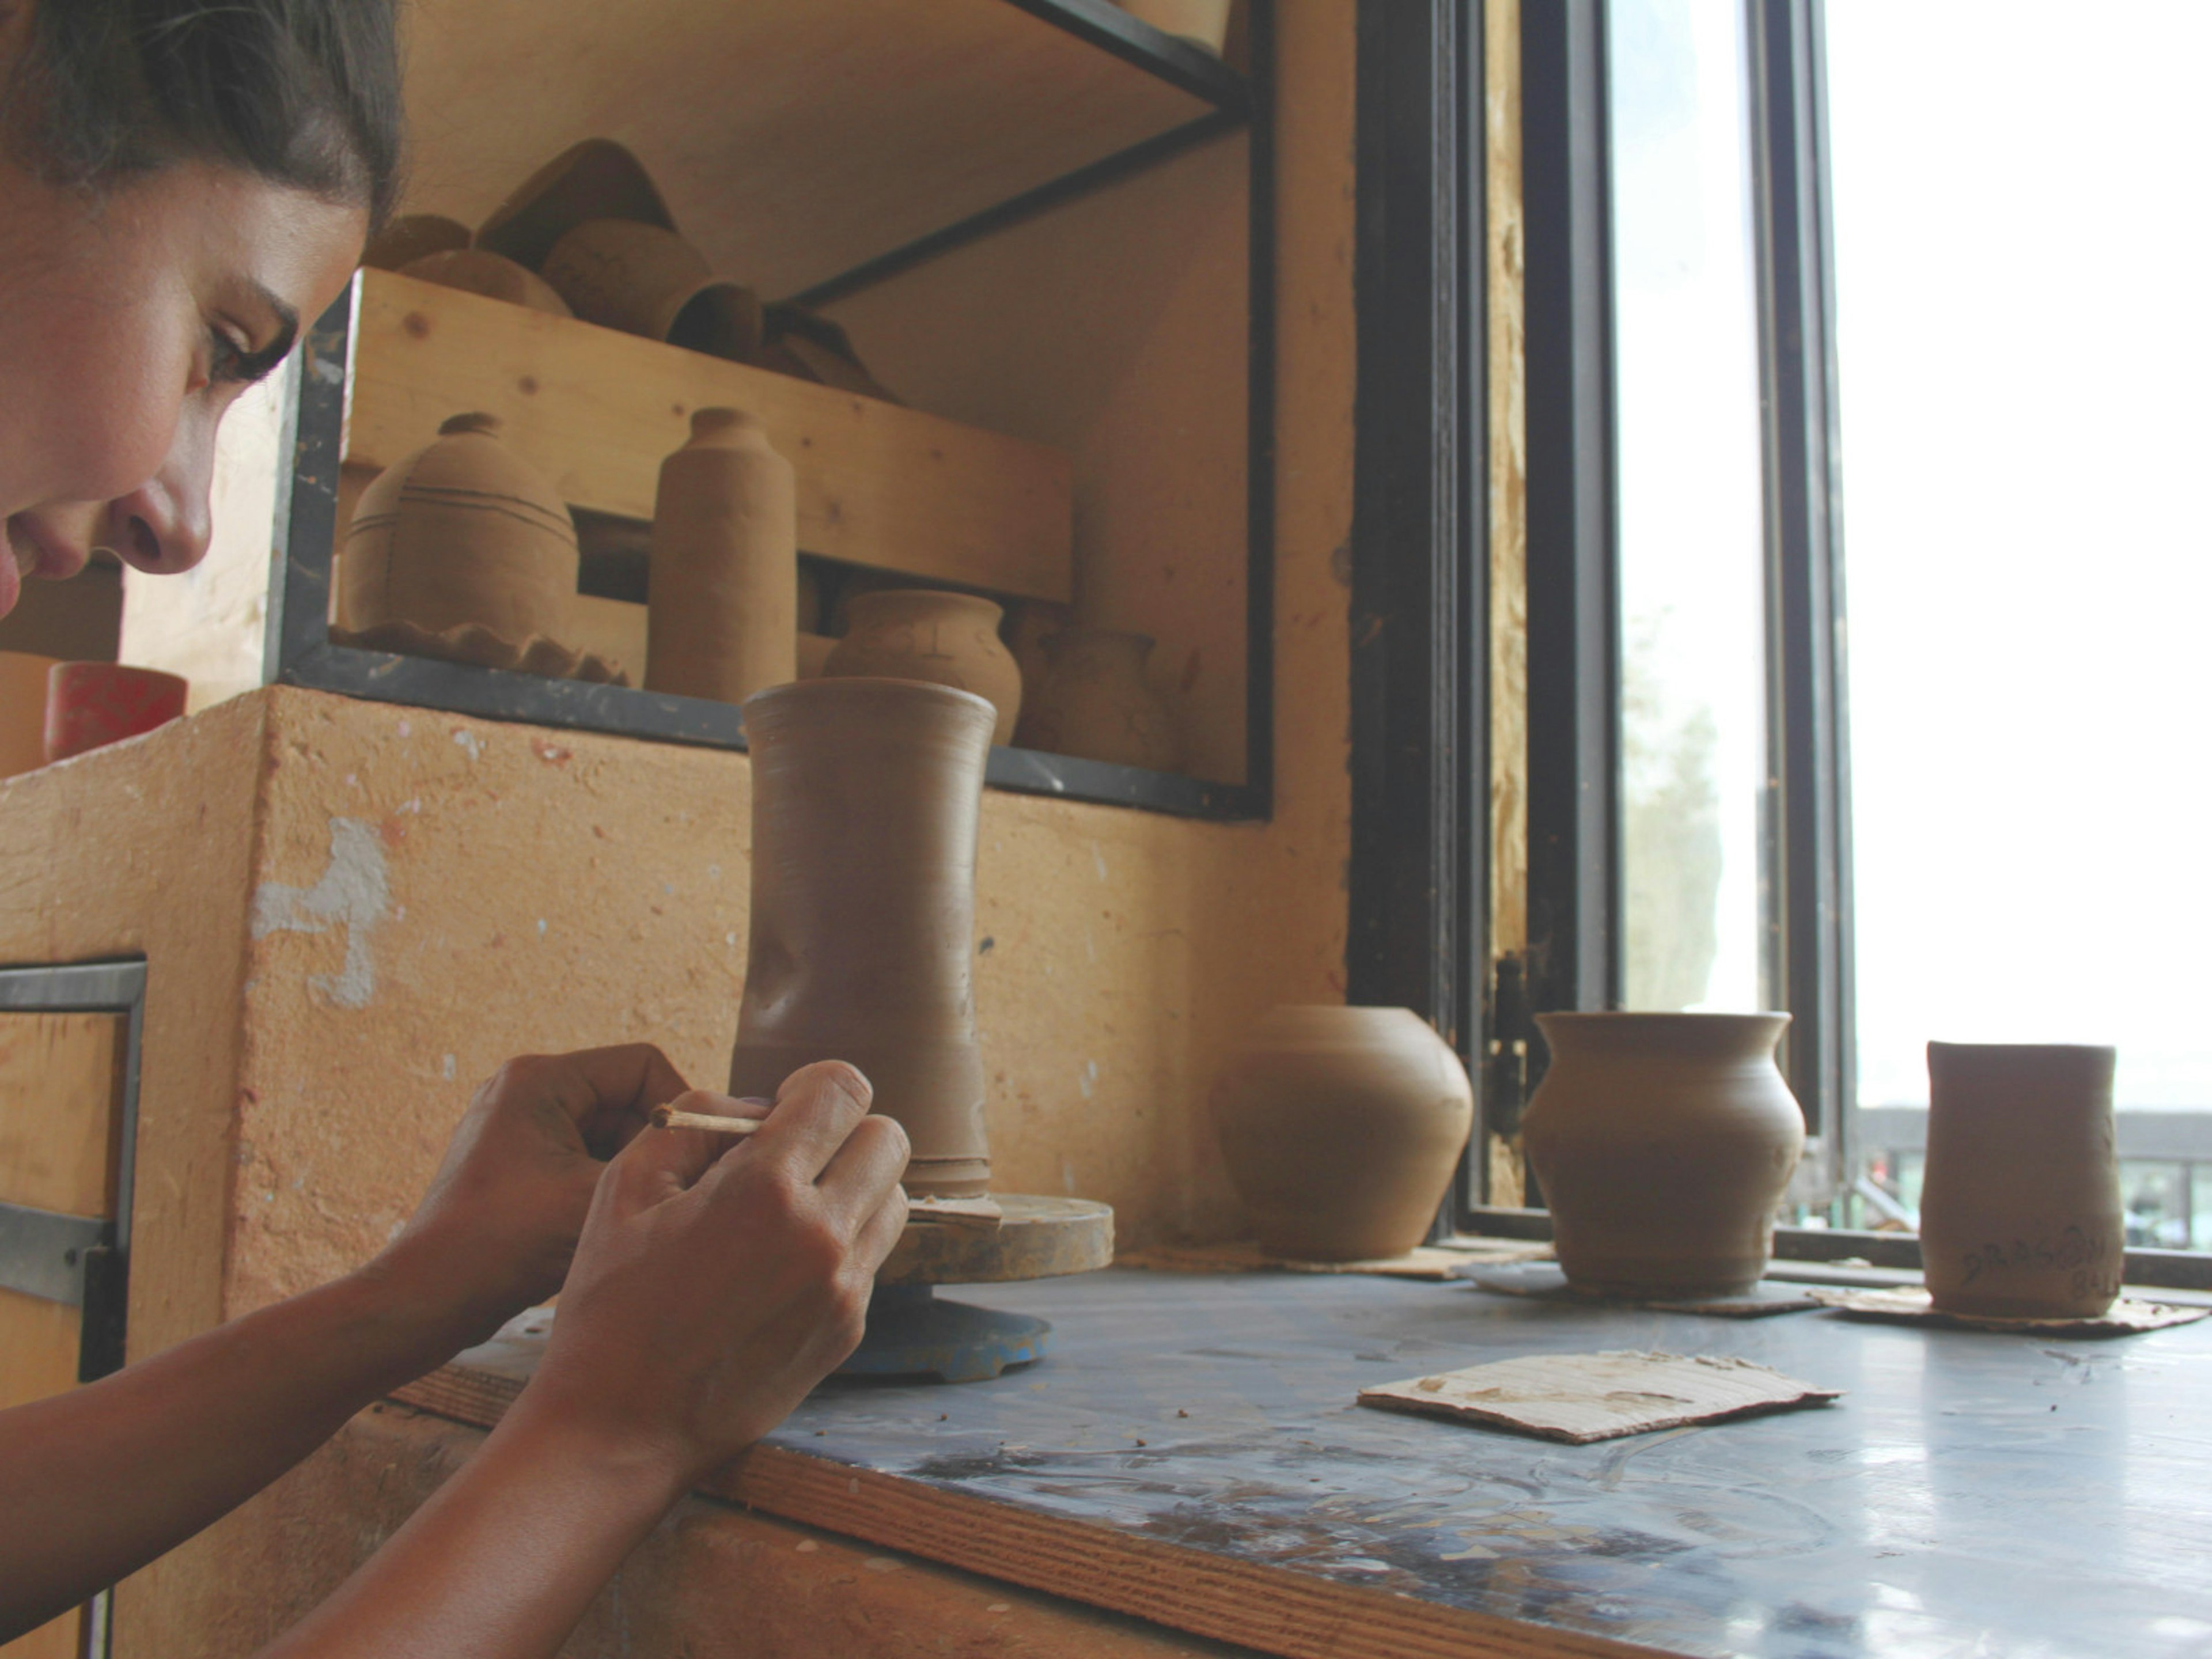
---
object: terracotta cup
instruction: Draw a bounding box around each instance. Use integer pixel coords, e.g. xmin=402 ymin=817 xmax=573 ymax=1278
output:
xmin=825 ymin=590 xmax=1022 ymax=745
xmin=1210 ymin=1006 xmax=1475 ymax=1262
xmin=1522 ymin=1012 xmax=1805 ymax=1298
xmin=43 ymin=662 xmax=188 ymax=763
xmin=645 ymin=409 xmax=797 ymax=704
xmin=1016 ymin=627 xmax=1182 ymax=771
xmin=1919 ymin=1043 xmax=2124 ymax=1319
xmin=729 ymin=678 xmax=997 ymax=1197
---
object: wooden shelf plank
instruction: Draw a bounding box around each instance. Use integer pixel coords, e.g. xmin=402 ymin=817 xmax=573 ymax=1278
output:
xmin=392 ymin=0 xmax=1231 ymax=301
xmin=345 ymin=270 xmax=1074 ymax=603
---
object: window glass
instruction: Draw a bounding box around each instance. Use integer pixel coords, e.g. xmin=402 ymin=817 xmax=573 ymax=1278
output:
xmin=1609 ymin=0 xmax=1770 ymax=1014
xmin=1827 ymin=5 xmax=2212 ymax=1158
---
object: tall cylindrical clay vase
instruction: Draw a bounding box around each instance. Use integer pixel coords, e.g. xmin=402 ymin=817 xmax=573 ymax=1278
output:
xmin=1919 ymin=1043 xmax=2123 ymax=1319
xmin=645 ymin=409 xmax=797 ymax=703
xmin=340 ymin=411 xmax=578 ymax=647
xmin=729 ymin=678 xmax=996 ymax=1196
xmin=824 ymin=590 xmax=1022 ymax=745
xmin=1017 ymin=628 xmax=1182 ymax=771
xmin=1210 ymin=1006 xmax=1475 ymax=1262
xmin=1522 ymin=1013 xmax=1805 ymax=1297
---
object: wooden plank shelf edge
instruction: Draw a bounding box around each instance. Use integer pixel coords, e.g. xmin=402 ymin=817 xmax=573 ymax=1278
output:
xmin=391 ymin=1362 xmax=1672 ymax=1659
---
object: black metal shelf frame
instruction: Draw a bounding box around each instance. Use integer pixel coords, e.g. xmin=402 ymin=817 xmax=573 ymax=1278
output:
xmin=266 ymin=0 xmax=1275 ymax=825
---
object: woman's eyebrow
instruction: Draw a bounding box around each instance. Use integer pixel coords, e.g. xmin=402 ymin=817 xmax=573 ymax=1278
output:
xmin=232 ymin=286 xmax=302 ymax=384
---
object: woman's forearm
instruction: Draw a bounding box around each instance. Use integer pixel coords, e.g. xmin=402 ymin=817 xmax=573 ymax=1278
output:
xmin=257 ymin=1394 xmax=689 ymax=1659
xmin=0 ymin=1245 xmax=487 ymax=1639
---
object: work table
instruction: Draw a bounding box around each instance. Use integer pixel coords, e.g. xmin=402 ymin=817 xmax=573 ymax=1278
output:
xmin=395 ymin=1265 xmax=2212 ymax=1658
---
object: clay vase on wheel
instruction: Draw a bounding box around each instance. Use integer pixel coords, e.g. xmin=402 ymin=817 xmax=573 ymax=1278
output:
xmin=1210 ymin=1006 xmax=1475 ymax=1262
xmin=1919 ymin=1043 xmax=2124 ymax=1319
xmin=339 ymin=412 xmax=578 ymax=649
xmin=1016 ymin=627 xmax=1181 ymax=771
xmin=729 ymin=678 xmax=997 ymax=1197
xmin=645 ymin=408 xmax=796 ymax=704
xmin=824 ymin=590 xmax=1022 ymax=745
xmin=1522 ymin=1013 xmax=1804 ymax=1298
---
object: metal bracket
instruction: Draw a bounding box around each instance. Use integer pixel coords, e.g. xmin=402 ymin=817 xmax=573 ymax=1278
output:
xmin=0 ymin=1200 xmax=107 ymax=1307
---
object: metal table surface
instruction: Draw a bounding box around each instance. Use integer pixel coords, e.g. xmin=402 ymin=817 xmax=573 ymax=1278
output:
xmin=769 ymin=1266 xmax=2212 ymax=1658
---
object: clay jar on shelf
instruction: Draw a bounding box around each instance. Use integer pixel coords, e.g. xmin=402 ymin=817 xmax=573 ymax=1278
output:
xmin=397 ymin=248 xmax=572 ymax=317
xmin=1210 ymin=1006 xmax=1475 ymax=1262
xmin=1017 ymin=627 xmax=1181 ymax=771
xmin=728 ymin=678 xmax=997 ymax=1198
xmin=644 ymin=409 xmax=796 ymax=704
xmin=340 ymin=412 xmax=578 ymax=649
xmin=540 ymin=219 xmax=762 ymax=361
xmin=44 ymin=663 xmax=188 ymax=763
xmin=1522 ymin=1012 xmax=1805 ymax=1298
xmin=1919 ymin=1043 xmax=2124 ymax=1319
xmin=824 ymin=590 xmax=1022 ymax=745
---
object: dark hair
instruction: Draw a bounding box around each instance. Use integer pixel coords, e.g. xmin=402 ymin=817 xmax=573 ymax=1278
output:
xmin=7 ymin=0 xmax=403 ymax=228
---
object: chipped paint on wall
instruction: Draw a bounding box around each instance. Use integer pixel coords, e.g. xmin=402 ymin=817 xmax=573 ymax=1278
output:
xmin=251 ymin=816 xmax=391 ymax=1009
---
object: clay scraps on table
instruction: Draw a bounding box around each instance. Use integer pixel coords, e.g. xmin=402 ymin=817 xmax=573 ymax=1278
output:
xmin=1117 ymin=1236 xmax=1552 ymax=1281
xmin=1819 ymin=1286 xmax=2209 ymax=1338
xmin=1358 ymin=1350 xmax=1842 ymax=1444
xmin=1464 ymin=1261 xmax=1825 ymax=1317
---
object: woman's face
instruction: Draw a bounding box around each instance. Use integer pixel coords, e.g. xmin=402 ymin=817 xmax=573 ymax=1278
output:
xmin=0 ymin=152 xmax=366 ymax=619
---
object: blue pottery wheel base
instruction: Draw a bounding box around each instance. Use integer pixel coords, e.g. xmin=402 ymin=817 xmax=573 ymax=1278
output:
xmin=840 ymin=1284 xmax=1053 ymax=1383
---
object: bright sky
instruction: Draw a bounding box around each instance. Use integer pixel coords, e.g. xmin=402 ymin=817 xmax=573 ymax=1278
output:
xmin=1613 ymin=1 xmax=2212 ymax=1109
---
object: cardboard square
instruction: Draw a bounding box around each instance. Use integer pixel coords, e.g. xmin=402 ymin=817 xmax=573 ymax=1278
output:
xmin=1118 ymin=1237 xmax=1552 ymax=1280
xmin=1358 ymin=1349 xmax=1842 ymax=1444
xmin=906 ymin=1194 xmax=1003 ymax=1230
xmin=1465 ymin=1261 xmax=1823 ymax=1317
xmin=1821 ymin=1286 xmax=2209 ymax=1338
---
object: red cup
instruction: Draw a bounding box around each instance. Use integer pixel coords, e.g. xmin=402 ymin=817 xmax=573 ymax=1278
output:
xmin=43 ymin=663 xmax=189 ymax=763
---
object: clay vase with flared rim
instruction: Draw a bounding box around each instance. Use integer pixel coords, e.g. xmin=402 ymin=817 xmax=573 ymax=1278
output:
xmin=1919 ymin=1043 xmax=2124 ymax=1319
xmin=397 ymin=248 xmax=572 ymax=317
xmin=0 ymin=652 xmax=59 ymax=778
xmin=824 ymin=591 xmax=1022 ymax=746
xmin=729 ymin=678 xmax=997 ymax=1197
xmin=1522 ymin=1012 xmax=1805 ymax=1298
xmin=1209 ymin=1006 xmax=1475 ymax=1262
xmin=1116 ymin=0 xmax=1233 ymax=54
xmin=1017 ymin=628 xmax=1183 ymax=771
xmin=43 ymin=662 xmax=187 ymax=763
xmin=644 ymin=410 xmax=797 ymax=704
xmin=540 ymin=220 xmax=763 ymax=361
xmin=340 ymin=412 xmax=579 ymax=649
xmin=360 ymin=213 xmax=469 ymax=272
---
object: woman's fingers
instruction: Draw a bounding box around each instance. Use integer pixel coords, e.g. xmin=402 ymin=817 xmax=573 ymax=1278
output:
xmin=717 ymin=1061 xmax=876 ymax=1187
xmin=848 ymin=1179 xmax=912 ymax=1281
xmin=814 ymin=1115 xmax=912 ymax=1232
xmin=511 ymin=1044 xmax=693 ymax=1158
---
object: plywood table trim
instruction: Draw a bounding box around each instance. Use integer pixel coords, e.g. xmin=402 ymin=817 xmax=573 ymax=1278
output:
xmin=391 ymin=1361 xmax=1667 ymax=1659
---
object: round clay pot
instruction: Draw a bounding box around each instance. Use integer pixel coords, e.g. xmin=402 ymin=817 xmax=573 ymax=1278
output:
xmin=1522 ymin=1012 xmax=1805 ymax=1298
xmin=360 ymin=213 xmax=470 ymax=272
xmin=43 ymin=662 xmax=188 ymax=763
xmin=1210 ymin=1006 xmax=1474 ymax=1262
xmin=1919 ymin=1043 xmax=2124 ymax=1319
xmin=824 ymin=590 xmax=1022 ymax=745
xmin=0 ymin=652 xmax=59 ymax=778
xmin=340 ymin=412 xmax=579 ymax=649
xmin=1017 ymin=627 xmax=1182 ymax=771
xmin=541 ymin=219 xmax=762 ymax=360
xmin=1116 ymin=0 xmax=1233 ymax=54
xmin=397 ymin=248 xmax=573 ymax=316
xmin=475 ymin=138 xmax=677 ymax=272
xmin=645 ymin=409 xmax=796 ymax=704
xmin=729 ymin=678 xmax=997 ymax=1197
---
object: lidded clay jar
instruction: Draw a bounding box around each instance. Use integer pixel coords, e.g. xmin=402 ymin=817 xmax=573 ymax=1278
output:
xmin=824 ymin=590 xmax=1022 ymax=745
xmin=728 ymin=677 xmax=997 ymax=1197
xmin=340 ymin=412 xmax=578 ymax=648
xmin=1210 ymin=1006 xmax=1475 ymax=1262
xmin=1919 ymin=1042 xmax=2124 ymax=1319
xmin=645 ymin=408 xmax=797 ymax=704
xmin=1522 ymin=1012 xmax=1804 ymax=1298
xmin=1017 ymin=627 xmax=1181 ymax=771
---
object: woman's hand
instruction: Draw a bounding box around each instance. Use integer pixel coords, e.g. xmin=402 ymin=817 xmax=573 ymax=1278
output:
xmin=515 ymin=1060 xmax=911 ymax=1484
xmin=374 ymin=1044 xmax=693 ymax=1350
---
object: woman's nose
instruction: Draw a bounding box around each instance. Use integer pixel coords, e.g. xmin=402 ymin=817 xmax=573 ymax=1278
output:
xmin=104 ymin=404 xmax=216 ymax=575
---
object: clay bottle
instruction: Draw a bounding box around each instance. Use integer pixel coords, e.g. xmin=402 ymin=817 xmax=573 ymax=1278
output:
xmin=729 ymin=678 xmax=997 ymax=1196
xmin=1017 ymin=627 xmax=1181 ymax=771
xmin=1919 ymin=1043 xmax=2124 ymax=1319
xmin=1210 ymin=1006 xmax=1474 ymax=1261
xmin=1522 ymin=1012 xmax=1805 ymax=1297
xmin=645 ymin=410 xmax=797 ymax=704
xmin=340 ymin=412 xmax=578 ymax=647
xmin=824 ymin=590 xmax=1022 ymax=745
